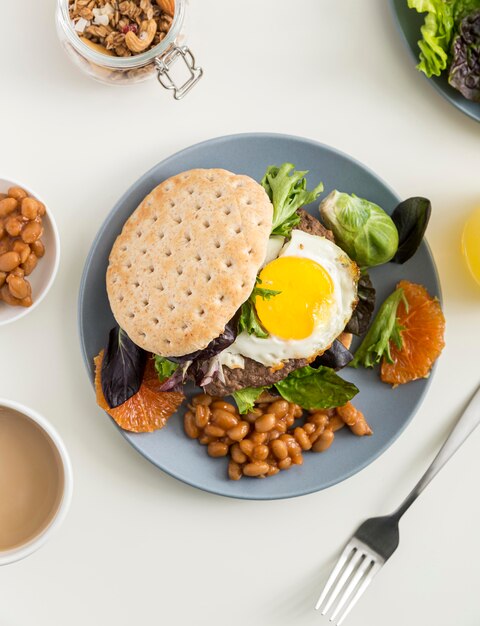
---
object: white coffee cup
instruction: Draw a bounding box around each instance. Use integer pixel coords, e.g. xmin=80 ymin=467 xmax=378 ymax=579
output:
xmin=0 ymin=399 xmax=73 ymax=566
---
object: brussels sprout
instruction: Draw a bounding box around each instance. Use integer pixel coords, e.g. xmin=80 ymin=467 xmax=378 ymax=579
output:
xmin=319 ymin=191 xmax=399 ymax=268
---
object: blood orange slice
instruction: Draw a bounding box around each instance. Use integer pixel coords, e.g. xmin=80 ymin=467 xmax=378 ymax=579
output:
xmin=380 ymin=280 xmax=445 ymax=386
xmin=94 ymin=351 xmax=184 ymax=433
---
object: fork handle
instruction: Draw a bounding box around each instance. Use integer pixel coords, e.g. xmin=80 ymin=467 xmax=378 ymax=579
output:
xmin=393 ymin=385 xmax=480 ymax=520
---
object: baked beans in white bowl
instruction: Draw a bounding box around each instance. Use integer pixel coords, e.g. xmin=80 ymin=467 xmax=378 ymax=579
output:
xmin=0 ymin=177 xmax=60 ymax=326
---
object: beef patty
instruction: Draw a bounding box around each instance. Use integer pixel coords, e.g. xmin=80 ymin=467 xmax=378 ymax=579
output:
xmin=204 ymin=209 xmax=334 ymax=397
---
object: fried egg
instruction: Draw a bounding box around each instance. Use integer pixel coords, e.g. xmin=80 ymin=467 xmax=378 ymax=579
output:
xmin=220 ymin=230 xmax=359 ymax=368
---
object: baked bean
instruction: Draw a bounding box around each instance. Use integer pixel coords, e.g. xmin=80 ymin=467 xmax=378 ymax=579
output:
xmin=198 ymin=435 xmax=213 ymax=445
xmin=0 ymin=271 xmax=6 ymax=287
xmin=11 ymin=241 xmax=30 ymax=264
xmin=0 ymin=223 xmax=4 ymax=239
xmin=328 ymin=415 xmax=345 ymax=432
xmin=270 ymin=399 xmax=289 ymax=417
xmin=228 ymin=461 xmax=242 ymax=481
xmin=184 ymin=411 xmax=199 ymax=439
xmin=6 ymin=275 xmax=31 ymax=300
xmin=21 ymin=252 xmax=38 ymax=276
xmin=0 ymin=284 xmax=23 ymax=306
xmin=243 ymin=462 xmax=269 ymax=477
xmin=9 ymin=266 xmax=24 ymax=278
xmin=30 ymin=239 xmax=45 ymax=258
xmin=291 ymin=454 xmax=304 ymax=465
xmin=207 ymin=441 xmax=229 ymax=457
xmin=194 ymin=404 xmax=210 ymax=428
xmin=252 ymin=444 xmax=269 ymax=461
xmin=5 ymin=217 xmax=23 ymax=237
xmin=21 ymin=221 xmax=42 ymax=244
xmin=336 ymin=402 xmax=357 ymax=425
xmin=7 ymin=186 xmax=27 ymax=201
xmin=244 ymin=408 xmax=262 ymax=424
xmin=249 ymin=431 xmax=267 ymax=445
xmin=0 ymin=197 xmax=18 ymax=217
xmin=312 ymin=429 xmax=334 ymax=453
xmin=294 ymin=427 xmax=312 ymax=451
xmin=274 ymin=420 xmax=287 ymax=434
xmin=227 ymin=421 xmax=249 ymax=442
xmin=0 ymin=251 xmax=20 ymax=272
xmin=271 ymin=439 xmax=288 ymax=460
xmin=20 ymin=197 xmax=39 ymax=220
xmin=230 ymin=443 xmax=247 ymax=464
xmin=293 ymin=404 xmax=303 ymax=418
xmin=239 ymin=439 xmax=254 ymax=457
xmin=267 ymin=465 xmax=279 ymax=477
xmin=37 ymin=202 xmax=46 ymax=217
xmin=255 ymin=413 xmax=276 ymax=433
xmin=0 ymin=240 xmax=9 ymax=255
xmin=212 ymin=408 xmax=238 ymax=431
xmin=211 ymin=400 xmax=236 ymax=413
xmin=278 ymin=457 xmax=292 ymax=470
xmin=192 ymin=394 xmax=213 ymax=407
xmin=204 ymin=424 xmax=225 ymax=438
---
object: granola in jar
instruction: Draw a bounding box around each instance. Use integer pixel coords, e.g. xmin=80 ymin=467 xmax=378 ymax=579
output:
xmin=69 ymin=0 xmax=174 ymax=57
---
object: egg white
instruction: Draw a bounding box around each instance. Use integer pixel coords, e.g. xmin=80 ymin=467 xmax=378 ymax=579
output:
xmin=219 ymin=230 xmax=359 ymax=368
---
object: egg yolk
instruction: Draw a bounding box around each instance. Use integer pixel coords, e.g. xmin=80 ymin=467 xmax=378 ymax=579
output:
xmin=255 ymin=256 xmax=334 ymax=340
xmin=462 ymin=207 xmax=480 ymax=286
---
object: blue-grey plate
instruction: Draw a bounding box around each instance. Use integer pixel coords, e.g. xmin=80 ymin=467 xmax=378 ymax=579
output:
xmin=78 ymin=133 xmax=442 ymax=500
xmin=390 ymin=0 xmax=480 ymax=122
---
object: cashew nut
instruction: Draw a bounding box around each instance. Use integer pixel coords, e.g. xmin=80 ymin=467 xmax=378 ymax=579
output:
xmin=125 ymin=19 xmax=157 ymax=53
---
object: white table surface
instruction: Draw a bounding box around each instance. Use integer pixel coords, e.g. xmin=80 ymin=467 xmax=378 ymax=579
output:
xmin=1 ymin=1 xmax=480 ymax=624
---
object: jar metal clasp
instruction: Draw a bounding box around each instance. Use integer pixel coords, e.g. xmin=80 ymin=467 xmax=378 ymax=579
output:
xmin=155 ymin=46 xmax=203 ymax=99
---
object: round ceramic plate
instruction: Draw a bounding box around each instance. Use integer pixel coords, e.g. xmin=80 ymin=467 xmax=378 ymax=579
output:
xmin=390 ymin=0 xmax=480 ymax=122
xmin=78 ymin=133 xmax=441 ymax=500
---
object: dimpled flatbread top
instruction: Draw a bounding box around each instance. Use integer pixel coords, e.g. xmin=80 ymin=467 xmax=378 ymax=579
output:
xmin=107 ymin=168 xmax=273 ymax=357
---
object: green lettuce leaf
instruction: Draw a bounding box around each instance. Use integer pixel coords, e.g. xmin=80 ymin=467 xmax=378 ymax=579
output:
xmin=407 ymin=0 xmax=455 ymax=77
xmin=274 ymin=365 xmax=358 ymax=410
xmin=154 ymin=356 xmax=179 ymax=382
xmin=232 ymin=386 xmax=268 ymax=414
xmin=261 ymin=163 xmax=324 ymax=236
xmin=350 ymin=287 xmax=407 ymax=369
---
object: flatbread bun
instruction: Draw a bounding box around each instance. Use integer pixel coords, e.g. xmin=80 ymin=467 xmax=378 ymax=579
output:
xmin=107 ymin=168 xmax=273 ymax=357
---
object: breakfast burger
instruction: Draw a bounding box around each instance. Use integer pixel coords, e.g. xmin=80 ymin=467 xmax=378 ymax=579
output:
xmin=106 ymin=166 xmax=360 ymax=411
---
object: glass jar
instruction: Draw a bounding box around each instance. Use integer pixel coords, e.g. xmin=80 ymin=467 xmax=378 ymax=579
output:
xmin=55 ymin=0 xmax=202 ymax=98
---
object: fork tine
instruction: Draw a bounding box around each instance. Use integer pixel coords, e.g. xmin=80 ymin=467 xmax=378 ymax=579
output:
xmin=329 ymin=554 xmax=372 ymax=622
xmin=320 ymin=547 xmax=364 ymax=615
xmin=315 ymin=544 xmax=356 ymax=611
xmin=335 ymin=561 xmax=382 ymax=626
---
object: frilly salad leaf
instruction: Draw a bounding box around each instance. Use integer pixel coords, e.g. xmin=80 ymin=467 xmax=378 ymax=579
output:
xmin=345 ymin=272 xmax=376 ymax=336
xmin=274 ymin=365 xmax=359 ymax=410
xmin=261 ymin=164 xmax=324 ymax=237
xmin=449 ymin=9 xmax=480 ymax=102
xmin=350 ymin=287 xmax=407 ymax=369
xmin=233 ymin=386 xmax=268 ymax=414
xmin=391 ymin=197 xmax=432 ymax=264
xmin=154 ymin=356 xmax=178 ymax=382
xmin=407 ymin=0 xmax=455 ymax=77
xmin=101 ymin=326 xmax=147 ymax=408
xmin=319 ymin=191 xmax=398 ymax=268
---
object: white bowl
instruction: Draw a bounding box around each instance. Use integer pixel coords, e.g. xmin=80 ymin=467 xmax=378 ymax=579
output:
xmin=0 ymin=177 xmax=60 ymax=326
xmin=0 ymin=398 xmax=73 ymax=566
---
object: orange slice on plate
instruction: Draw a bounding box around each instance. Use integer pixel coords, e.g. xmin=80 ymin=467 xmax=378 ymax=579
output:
xmin=380 ymin=280 xmax=445 ymax=386
xmin=94 ymin=351 xmax=184 ymax=433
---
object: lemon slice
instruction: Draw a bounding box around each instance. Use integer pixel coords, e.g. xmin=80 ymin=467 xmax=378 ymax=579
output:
xmin=462 ymin=208 xmax=480 ymax=286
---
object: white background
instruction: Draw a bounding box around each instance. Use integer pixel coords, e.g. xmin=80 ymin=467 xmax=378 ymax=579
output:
xmin=1 ymin=1 xmax=480 ymax=625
